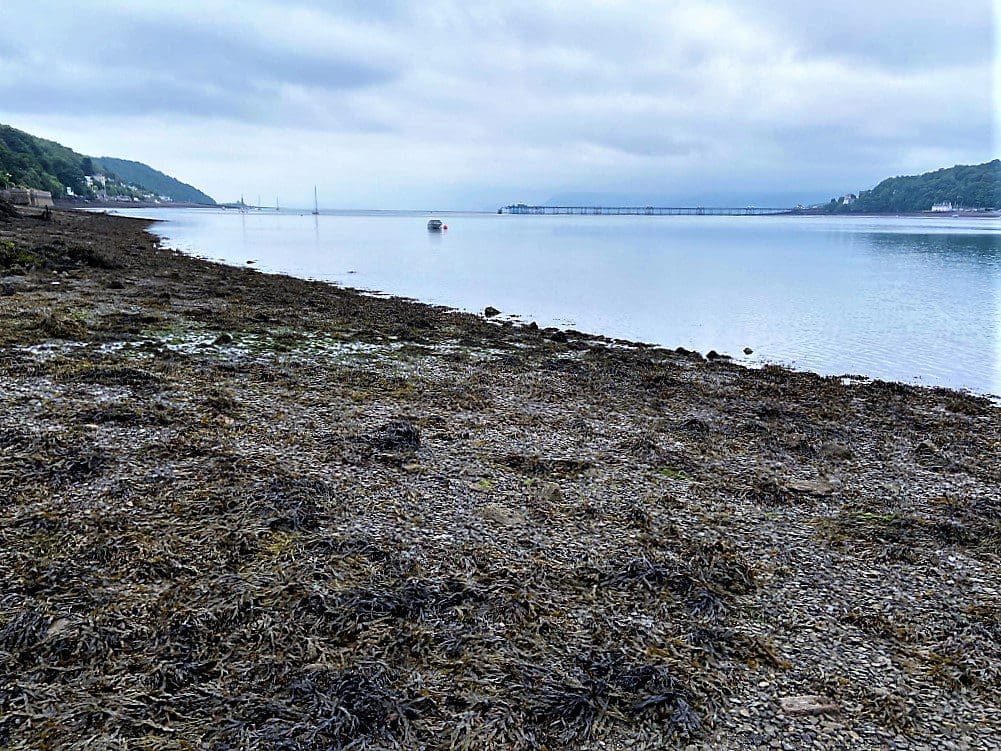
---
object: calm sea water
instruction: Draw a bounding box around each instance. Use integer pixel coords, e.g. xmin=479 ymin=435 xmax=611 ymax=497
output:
xmin=111 ymin=208 xmax=1001 ymax=395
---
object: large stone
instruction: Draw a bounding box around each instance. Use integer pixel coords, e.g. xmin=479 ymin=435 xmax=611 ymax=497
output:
xmin=778 ymin=695 xmax=839 ymax=716
xmin=785 ymin=477 xmax=835 ymax=496
xmin=479 ymin=503 xmax=526 ymax=527
xmin=1 ymin=276 xmax=26 ymax=296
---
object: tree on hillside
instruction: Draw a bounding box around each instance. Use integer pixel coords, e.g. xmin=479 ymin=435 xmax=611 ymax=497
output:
xmin=822 ymin=160 xmax=1000 ymax=213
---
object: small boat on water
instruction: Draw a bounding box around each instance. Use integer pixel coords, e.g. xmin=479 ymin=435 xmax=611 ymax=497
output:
xmin=427 ymin=218 xmax=444 ymax=231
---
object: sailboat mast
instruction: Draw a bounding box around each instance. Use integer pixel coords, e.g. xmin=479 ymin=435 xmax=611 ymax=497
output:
xmin=313 ymin=186 xmax=319 ymax=215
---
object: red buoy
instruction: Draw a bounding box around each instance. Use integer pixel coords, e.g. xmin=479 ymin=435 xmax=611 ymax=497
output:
xmin=443 ymin=224 xmax=448 ymax=230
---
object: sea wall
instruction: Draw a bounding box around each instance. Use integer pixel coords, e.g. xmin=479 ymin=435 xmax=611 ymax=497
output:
xmin=0 ymin=187 xmax=54 ymax=207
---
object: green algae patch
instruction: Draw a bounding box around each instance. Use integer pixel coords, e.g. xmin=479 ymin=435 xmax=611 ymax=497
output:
xmin=657 ymin=466 xmax=690 ymax=481
xmin=0 ymin=240 xmax=37 ymax=270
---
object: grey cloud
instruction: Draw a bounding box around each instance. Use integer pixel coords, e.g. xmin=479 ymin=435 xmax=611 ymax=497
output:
xmin=0 ymin=38 xmax=19 ymax=59
xmin=0 ymin=75 xmax=396 ymax=136
xmin=105 ymin=18 xmax=396 ymax=92
xmin=748 ymin=1 xmax=994 ymax=70
xmin=0 ymin=6 xmax=397 ymax=124
xmin=0 ymin=0 xmax=994 ymax=209
xmin=591 ymin=133 xmax=708 ymax=159
xmin=287 ymin=0 xmax=412 ymax=21
xmin=0 ymin=78 xmax=258 ymax=120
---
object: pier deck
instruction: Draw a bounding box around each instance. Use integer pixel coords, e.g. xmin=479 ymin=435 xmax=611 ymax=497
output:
xmin=500 ymin=205 xmax=792 ymax=216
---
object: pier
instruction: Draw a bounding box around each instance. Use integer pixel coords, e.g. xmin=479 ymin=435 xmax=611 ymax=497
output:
xmin=499 ymin=205 xmax=793 ymax=216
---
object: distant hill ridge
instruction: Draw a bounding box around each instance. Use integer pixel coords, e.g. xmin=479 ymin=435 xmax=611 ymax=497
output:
xmin=91 ymin=157 xmax=214 ymax=205
xmin=0 ymin=124 xmax=215 ymax=204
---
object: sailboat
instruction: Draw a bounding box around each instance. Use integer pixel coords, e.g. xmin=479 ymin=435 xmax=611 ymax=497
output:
xmin=312 ymin=186 xmax=319 ymax=216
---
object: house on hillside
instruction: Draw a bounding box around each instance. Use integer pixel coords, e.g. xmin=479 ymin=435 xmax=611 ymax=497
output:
xmin=931 ymin=201 xmax=954 ymax=212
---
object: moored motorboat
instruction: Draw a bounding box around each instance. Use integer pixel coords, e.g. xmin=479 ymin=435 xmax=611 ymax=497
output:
xmin=427 ymin=218 xmax=443 ymax=231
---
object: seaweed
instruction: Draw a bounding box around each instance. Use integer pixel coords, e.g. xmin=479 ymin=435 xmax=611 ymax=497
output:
xmin=60 ymin=363 xmax=164 ymax=390
xmin=0 ymin=425 xmax=108 ymax=497
xmin=0 ymin=207 xmax=997 ymax=750
xmin=367 ymin=420 xmax=421 ymax=451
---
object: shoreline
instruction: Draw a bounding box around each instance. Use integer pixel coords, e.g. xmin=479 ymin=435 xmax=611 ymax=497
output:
xmin=59 ymin=199 xmax=1001 ymax=220
xmin=135 ymin=205 xmax=997 ymax=399
xmin=54 ymin=199 xmax=217 ymax=211
xmin=1 ymin=206 xmax=998 ymax=749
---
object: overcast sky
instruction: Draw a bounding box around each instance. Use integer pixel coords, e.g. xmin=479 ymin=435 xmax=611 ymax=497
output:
xmin=1 ymin=0 xmax=996 ymax=208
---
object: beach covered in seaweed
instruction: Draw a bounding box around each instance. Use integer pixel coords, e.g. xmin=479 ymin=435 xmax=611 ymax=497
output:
xmin=1 ymin=205 xmax=998 ymax=750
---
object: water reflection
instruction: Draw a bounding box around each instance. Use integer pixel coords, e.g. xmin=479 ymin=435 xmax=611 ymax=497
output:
xmin=865 ymin=230 xmax=1001 ymax=267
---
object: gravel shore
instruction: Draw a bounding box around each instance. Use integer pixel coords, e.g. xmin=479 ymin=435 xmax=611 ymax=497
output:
xmin=1 ymin=206 xmax=998 ymax=750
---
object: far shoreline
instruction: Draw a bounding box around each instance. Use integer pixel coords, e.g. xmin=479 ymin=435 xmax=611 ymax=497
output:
xmin=57 ymin=199 xmax=1001 ymax=219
